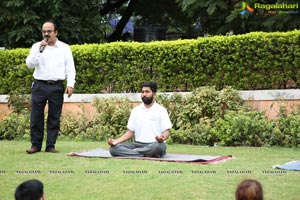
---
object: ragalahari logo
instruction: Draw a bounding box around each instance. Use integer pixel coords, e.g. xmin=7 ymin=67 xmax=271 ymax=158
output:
xmin=240 ymin=2 xmax=255 ymax=15
xmin=239 ymin=2 xmax=299 ymax=15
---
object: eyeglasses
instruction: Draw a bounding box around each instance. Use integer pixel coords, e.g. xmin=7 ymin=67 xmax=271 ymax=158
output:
xmin=41 ymin=30 xmax=54 ymax=34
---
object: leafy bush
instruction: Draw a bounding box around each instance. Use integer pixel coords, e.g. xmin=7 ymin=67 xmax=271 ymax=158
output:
xmin=271 ymin=106 xmax=300 ymax=147
xmin=1 ymin=86 xmax=299 ymax=147
xmin=59 ymin=107 xmax=92 ymax=140
xmin=157 ymin=86 xmax=244 ymax=128
xmin=91 ymin=97 xmax=133 ymax=138
xmin=0 ymin=109 xmax=30 ymax=140
xmin=170 ymin=117 xmax=215 ymax=146
xmin=156 ymin=93 xmax=185 ymax=130
xmin=60 ymin=97 xmax=132 ymax=141
xmin=6 ymin=88 xmax=31 ymax=114
xmin=157 ymin=86 xmax=245 ymax=145
xmin=83 ymin=125 xmax=117 ymax=141
xmin=213 ymin=110 xmax=273 ymax=146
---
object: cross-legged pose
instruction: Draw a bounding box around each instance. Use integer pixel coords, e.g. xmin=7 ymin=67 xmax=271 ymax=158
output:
xmin=108 ymin=81 xmax=172 ymax=158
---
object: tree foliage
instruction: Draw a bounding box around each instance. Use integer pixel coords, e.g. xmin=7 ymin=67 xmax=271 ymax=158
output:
xmin=100 ymin=0 xmax=138 ymax=42
xmin=102 ymin=0 xmax=300 ymax=42
xmin=101 ymin=0 xmax=198 ymax=41
xmin=0 ymin=0 xmax=106 ymax=48
xmin=177 ymin=0 xmax=300 ymax=35
xmin=1 ymin=0 xmax=300 ymax=47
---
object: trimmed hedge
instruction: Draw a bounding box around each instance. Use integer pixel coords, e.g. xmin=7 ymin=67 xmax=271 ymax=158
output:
xmin=1 ymin=31 xmax=300 ymax=94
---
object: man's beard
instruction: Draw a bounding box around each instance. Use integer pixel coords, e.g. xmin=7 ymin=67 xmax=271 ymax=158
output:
xmin=142 ymin=96 xmax=154 ymax=105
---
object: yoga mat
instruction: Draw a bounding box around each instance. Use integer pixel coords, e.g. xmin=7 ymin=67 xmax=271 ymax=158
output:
xmin=274 ymin=160 xmax=300 ymax=171
xmin=68 ymin=148 xmax=232 ymax=164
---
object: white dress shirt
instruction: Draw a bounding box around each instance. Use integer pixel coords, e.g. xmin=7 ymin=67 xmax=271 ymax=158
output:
xmin=25 ymin=39 xmax=76 ymax=88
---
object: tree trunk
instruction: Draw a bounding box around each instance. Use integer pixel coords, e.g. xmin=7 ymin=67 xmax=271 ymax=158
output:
xmin=107 ymin=0 xmax=138 ymax=42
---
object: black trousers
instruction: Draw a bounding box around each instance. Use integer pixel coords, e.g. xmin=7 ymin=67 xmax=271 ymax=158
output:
xmin=30 ymin=80 xmax=64 ymax=150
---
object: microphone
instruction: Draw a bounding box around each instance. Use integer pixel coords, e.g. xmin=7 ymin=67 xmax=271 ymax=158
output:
xmin=39 ymin=36 xmax=49 ymax=53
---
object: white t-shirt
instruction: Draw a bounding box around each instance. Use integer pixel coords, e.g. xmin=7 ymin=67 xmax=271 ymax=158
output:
xmin=127 ymin=102 xmax=172 ymax=143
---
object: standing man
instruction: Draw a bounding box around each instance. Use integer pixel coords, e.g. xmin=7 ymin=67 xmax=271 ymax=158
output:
xmin=108 ymin=81 xmax=172 ymax=157
xmin=25 ymin=21 xmax=76 ymax=154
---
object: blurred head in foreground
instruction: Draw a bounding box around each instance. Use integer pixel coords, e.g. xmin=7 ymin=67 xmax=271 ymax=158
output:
xmin=236 ymin=179 xmax=263 ymax=200
xmin=15 ymin=179 xmax=45 ymax=200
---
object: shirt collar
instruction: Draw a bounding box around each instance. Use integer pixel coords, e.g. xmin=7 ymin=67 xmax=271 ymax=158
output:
xmin=142 ymin=101 xmax=157 ymax=110
xmin=53 ymin=38 xmax=61 ymax=47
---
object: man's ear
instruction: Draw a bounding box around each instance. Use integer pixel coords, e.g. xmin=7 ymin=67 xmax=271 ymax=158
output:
xmin=40 ymin=194 xmax=46 ymax=200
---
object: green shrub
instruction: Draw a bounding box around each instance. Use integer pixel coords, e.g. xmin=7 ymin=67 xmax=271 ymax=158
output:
xmin=170 ymin=117 xmax=216 ymax=146
xmin=156 ymin=93 xmax=185 ymax=130
xmin=283 ymin=115 xmax=300 ymax=147
xmin=213 ymin=110 xmax=273 ymax=146
xmin=0 ymin=109 xmax=30 ymax=140
xmin=59 ymin=104 xmax=92 ymax=139
xmin=2 ymin=87 xmax=299 ymax=147
xmin=271 ymin=106 xmax=300 ymax=147
xmin=158 ymin=86 xmax=245 ymax=129
xmin=82 ymin=125 xmax=116 ymax=141
xmin=90 ymin=97 xmax=133 ymax=138
xmin=6 ymin=88 xmax=31 ymax=114
xmin=60 ymin=97 xmax=132 ymax=141
xmin=157 ymin=86 xmax=245 ymax=145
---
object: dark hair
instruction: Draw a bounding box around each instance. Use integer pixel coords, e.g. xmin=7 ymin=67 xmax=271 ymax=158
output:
xmin=15 ymin=179 xmax=44 ymax=200
xmin=236 ymin=179 xmax=263 ymax=200
xmin=141 ymin=81 xmax=157 ymax=92
xmin=43 ymin=20 xmax=57 ymax=31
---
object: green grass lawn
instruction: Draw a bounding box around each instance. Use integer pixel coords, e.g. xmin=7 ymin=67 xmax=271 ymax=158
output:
xmin=0 ymin=140 xmax=299 ymax=200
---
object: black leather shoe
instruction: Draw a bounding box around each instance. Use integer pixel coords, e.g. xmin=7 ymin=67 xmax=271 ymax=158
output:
xmin=45 ymin=148 xmax=59 ymax=153
xmin=26 ymin=147 xmax=41 ymax=154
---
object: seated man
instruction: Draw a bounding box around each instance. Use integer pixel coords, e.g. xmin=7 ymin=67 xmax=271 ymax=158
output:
xmin=108 ymin=81 xmax=172 ymax=157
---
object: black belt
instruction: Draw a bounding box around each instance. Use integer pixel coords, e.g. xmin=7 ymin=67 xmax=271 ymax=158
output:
xmin=35 ymin=79 xmax=63 ymax=84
